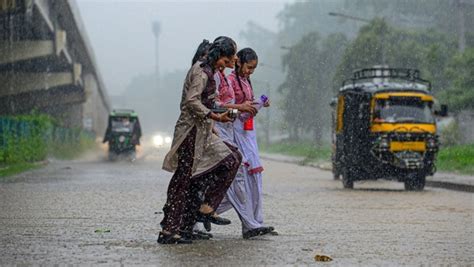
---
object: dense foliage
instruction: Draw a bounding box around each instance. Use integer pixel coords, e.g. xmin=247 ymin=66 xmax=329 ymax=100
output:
xmin=278 ymin=33 xmax=348 ymax=142
xmin=0 ymin=114 xmax=94 ymax=165
xmin=259 ymin=0 xmax=474 ymax=142
xmin=438 ymin=48 xmax=474 ymax=111
xmin=333 ymin=19 xmax=458 ymax=94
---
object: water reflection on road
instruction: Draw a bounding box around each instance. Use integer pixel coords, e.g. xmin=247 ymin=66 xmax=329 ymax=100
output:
xmin=0 ymin=148 xmax=472 ymax=265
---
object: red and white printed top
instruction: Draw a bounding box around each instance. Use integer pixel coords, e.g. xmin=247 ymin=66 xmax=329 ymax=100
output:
xmin=215 ymin=70 xmax=234 ymax=106
xmin=227 ymin=70 xmax=254 ymax=104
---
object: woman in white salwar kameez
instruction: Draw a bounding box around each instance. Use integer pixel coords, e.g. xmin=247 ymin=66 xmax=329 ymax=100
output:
xmin=216 ymin=48 xmax=275 ymax=239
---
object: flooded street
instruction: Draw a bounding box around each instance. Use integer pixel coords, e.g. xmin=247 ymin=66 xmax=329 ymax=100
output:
xmin=0 ymin=151 xmax=472 ymax=265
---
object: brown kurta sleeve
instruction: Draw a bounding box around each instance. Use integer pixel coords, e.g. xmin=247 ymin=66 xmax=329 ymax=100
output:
xmin=183 ymin=67 xmax=211 ymax=120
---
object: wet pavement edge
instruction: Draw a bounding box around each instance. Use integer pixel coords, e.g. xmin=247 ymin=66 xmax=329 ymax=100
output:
xmin=260 ymin=153 xmax=474 ymax=193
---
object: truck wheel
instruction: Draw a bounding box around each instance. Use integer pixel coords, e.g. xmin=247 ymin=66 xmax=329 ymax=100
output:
xmin=129 ymin=151 xmax=137 ymax=162
xmin=108 ymin=152 xmax=117 ymax=161
xmin=333 ymin=167 xmax=340 ymax=180
xmin=404 ymin=173 xmax=426 ymax=191
xmin=342 ymin=168 xmax=354 ymax=189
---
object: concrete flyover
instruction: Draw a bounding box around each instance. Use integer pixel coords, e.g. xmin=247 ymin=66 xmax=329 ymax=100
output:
xmin=0 ymin=0 xmax=110 ymax=136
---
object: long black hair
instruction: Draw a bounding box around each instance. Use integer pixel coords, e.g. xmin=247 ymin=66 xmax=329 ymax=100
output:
xmin=235 ymin=47 xmax=258 ymax=94
xmin=202 ymin=36 xmax=236 ymax=70
xmin=191 ymin=39 xmax=212 ymax=66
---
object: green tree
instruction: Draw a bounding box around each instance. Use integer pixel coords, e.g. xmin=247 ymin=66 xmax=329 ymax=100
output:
xmin=279 ymin=32 xmax=348 ymax=143
xmin=333 ymin=19 xmax=457 ymax=94
xmin=439 ymin=48 xmax=474 ymax=111
xmin=345 ymin=0 xmax=474 ymax=50
xmin=277 ymin=0 xmax=359 ymax=44
xmin=240 ymin=0 xmax=473 ymax=144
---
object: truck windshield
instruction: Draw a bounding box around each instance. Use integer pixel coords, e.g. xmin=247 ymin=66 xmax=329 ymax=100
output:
xmin=111 ymin=118 xmax=134 ymax=132
xmin=373 ymin=98 xmax=434 ymax=124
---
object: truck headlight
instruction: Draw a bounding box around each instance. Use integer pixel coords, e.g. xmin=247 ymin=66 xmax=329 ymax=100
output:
xmin=153 ymin=135 xmax=164 ymax=147
xmin=426 ymin=137 xmax=437 ymax=148
xmin=380 ymin=137 xmax=389 ymax=148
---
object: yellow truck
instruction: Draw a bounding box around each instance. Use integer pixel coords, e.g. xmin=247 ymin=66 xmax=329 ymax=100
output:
xmin=331 ymin=67 xmax=447 ymax=190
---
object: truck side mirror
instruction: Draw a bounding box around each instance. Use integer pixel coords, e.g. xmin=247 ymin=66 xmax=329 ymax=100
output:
xmin=434 ymin=104 xmax=448 ymax=117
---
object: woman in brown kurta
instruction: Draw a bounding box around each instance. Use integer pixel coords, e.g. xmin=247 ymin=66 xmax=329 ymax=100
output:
xmin=159 ymin=37 xmax=242 ymax=244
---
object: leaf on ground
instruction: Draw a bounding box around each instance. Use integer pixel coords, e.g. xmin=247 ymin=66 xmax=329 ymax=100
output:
xmin=94 ymin=228 xmax=111 ymax=233
xmin=314 ymin=254 xmax=333 ymax=262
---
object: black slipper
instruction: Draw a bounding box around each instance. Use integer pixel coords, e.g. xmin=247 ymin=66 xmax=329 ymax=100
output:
xmin=243 ymin=226 xmax=274 ymax=239
xmin=157 ymin=231 xmax=192 ymax=244
xmin=196 ymin=212 xmax=231 ymax=225
xmin=194 ymin=230 xmax=213 ymax=238
xmin=179 ymin=230 xmax=211 ymax=240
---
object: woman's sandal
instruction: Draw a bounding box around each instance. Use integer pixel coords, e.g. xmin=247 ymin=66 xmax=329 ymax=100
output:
xmin=157 ymin=231 xmax=192 ymax=244
xmin=179 ymin=230 xmax=212 ymax=240
xmin=194 ymin=230 xmax=213 ymax=238
xmin=243 ymin=226 xmax=275 ymax=239
xmin=196 ymin=212 xmax=231 ymax=226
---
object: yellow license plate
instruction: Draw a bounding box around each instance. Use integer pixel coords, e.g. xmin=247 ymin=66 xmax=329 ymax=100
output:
xmin=390 ymin=141 xmax=426 ymax=151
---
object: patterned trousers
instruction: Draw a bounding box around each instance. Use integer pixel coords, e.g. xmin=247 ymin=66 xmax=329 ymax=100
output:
xmin=160 ymin=127 xmax=242 ymax=233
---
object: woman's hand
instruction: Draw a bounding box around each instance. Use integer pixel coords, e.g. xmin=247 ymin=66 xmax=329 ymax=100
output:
xmin=263 ymin=99 xmax=270 ymax=107
xmin=211 ymin=111 xmax=234 ymax=123
xmin=212 ymin=126 xmax=220 ymax=136
xmin=218 ymin=111 xmax=235 ymax=123
xmin=237 ymin=101 xmax=258 ymax=116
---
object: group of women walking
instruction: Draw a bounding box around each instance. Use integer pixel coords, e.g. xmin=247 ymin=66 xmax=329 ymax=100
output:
xmin=159 ymin=36 xmax=274 ymax=244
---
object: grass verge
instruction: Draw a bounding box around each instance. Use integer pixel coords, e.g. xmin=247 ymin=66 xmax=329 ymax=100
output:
xmin=260 ymin=142 xmax=331 ymax=164
xmin=50 ymin=133 xmax=96 ymax=160
xmin=437 ymin=144 xmax=474 ymax=175
xmin=0 ymin=162 xmax=40 ymax=180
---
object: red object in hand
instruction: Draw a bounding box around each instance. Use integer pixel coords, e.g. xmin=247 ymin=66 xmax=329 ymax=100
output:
xmin=244 ymin=117 xmax=254 ymax=131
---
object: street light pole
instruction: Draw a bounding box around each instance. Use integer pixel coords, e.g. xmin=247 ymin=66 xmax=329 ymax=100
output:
xmin=456 ymin=0 xmax=466 ymax=52
xmin=152 ymin=21 xmax=161 ymax=90
xmin=252 ymin=77 xmax=273 ymax=147
xmin=264 ymin=81 xmax=271 ymax=147
xmin=328 ymin=12 xmax=371 ymax=23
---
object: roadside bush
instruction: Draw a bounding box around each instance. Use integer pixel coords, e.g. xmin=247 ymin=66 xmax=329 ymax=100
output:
xmin=0 ymin=114 xmax=52 ymax=163
xmin=439 ymin=119 xmax=461 ymax=147
xmin=437 ymin=144 xmax=474 ymax=175
xmin=0 ymin=114 xmax=95 ymax=164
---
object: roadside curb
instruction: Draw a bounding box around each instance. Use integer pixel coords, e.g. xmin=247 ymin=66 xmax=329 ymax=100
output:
xmin=260 ymin=153 xmax=474 ymax=193
xmin=425 ymin=180 xmax=474 ymax=193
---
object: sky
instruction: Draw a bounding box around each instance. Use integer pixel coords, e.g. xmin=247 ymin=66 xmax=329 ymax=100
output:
xmin=76 ymin=0 xmax=292 ymax=95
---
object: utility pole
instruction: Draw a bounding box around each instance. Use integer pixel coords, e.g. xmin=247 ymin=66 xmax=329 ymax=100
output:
xmin=456 ymin=0 xmax=466 ymax=52
xmin=152 ymin=21 xmax=161 ymax=90
xmin=328 ymin=12 xmax=371 ymax=23
xmin=264 ymin=81 xmax=271 ymax=147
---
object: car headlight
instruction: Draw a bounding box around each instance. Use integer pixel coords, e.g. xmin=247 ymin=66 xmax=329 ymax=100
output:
xmin=426 ymin=137 xmax=437 ymax=148
xmin=153 ymin=135 xmax=164 ymax=147
xmin=380 ymin=137 xmax=389 ymax=148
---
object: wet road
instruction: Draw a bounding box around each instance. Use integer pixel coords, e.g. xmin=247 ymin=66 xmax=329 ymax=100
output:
xmin=0 ymin=150 xmax=473 ymax=265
